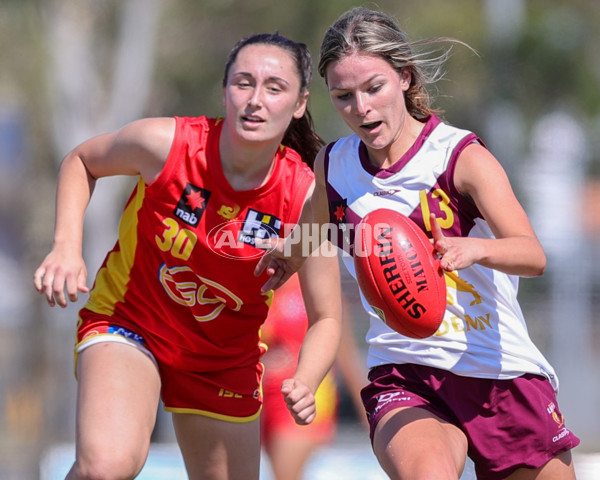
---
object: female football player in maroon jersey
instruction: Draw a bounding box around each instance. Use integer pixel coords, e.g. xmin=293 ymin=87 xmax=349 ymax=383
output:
xmin=314 ymin=7 xmax=579 ymax=480
xmin=259 ymin=7 xmax=579 ymax=480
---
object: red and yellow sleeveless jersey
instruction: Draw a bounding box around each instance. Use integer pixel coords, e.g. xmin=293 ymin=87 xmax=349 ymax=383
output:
xmin=82 ymin=116 xmax=315 ymax=373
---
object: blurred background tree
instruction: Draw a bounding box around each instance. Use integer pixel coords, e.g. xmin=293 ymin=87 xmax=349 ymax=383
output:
xmin=1 ymin=0 xmax=599 ymax=478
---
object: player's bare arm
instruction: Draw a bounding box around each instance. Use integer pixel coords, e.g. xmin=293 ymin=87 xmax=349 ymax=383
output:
xmin=285 ymin=250 xmax=341 ymax=425
xmin=33 ymin=117 xmax=176 ymax=307
xmin=449 ymin=143 xmax=546 ymax=277
xmin=281 ymin=149 xmax=342 ymax=424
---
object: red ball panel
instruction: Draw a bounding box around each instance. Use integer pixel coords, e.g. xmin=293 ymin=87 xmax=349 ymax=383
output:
xmin=354 ymin=208 xmax=446 ymax=338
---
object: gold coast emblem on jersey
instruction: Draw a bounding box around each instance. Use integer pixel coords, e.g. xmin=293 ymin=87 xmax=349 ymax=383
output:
xmin=158 ymin=264 xmax=243 ymax=322
xmin=217 ymin=203 xmax=240 ymax=220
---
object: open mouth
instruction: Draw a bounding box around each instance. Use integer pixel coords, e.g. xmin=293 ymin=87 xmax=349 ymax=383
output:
xmin=242 ymin=115 xmax=265 ymax=124
xmin=361 ymin=121 xmax=382 ymax=131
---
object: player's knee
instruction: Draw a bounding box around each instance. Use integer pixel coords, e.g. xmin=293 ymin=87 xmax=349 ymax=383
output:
xmin=381 ymin=463 xmax=458 ymax=480
xmin=375 ymin=442 xmax=461 ymax=480
xmin=72 ymin=448 xmax=145 ymax=480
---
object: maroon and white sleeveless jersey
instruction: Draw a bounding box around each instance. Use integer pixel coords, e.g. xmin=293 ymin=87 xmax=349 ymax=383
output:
xmin=325 ymin=115 xmax=558 ymax=391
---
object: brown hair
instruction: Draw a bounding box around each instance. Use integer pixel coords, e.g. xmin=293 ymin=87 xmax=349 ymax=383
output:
xmin=318 ymin=7 xmax=474 ymax=118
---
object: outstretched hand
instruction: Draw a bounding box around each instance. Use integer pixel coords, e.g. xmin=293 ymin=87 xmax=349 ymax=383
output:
xmin=33 ymin=247 xmax=89 ymax=308
xmin=280 ymin=378 xmax=316 ymax=425
xmin=254 ymin=236 xmax=306 ymax=291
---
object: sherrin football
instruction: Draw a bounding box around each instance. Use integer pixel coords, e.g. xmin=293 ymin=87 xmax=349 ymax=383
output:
xmin=354 ymin=208 xmax=446 ymax=338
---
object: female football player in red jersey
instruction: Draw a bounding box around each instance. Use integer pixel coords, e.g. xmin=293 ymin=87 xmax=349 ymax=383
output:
xmin=259 ymin=7 xmax=579 ymax=480
xmin=33 ymin=33 xmax=341 ymax=480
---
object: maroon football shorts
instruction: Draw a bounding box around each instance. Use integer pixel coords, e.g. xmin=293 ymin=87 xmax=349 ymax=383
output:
xmin=361 ymin=363 xmax=580 ymax=480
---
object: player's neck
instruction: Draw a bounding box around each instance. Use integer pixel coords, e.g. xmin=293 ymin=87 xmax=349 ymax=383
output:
xmin=219 ymin=130 xmax=278 ymax=191
xmin=367 ymin=115 xmax=425 ymax=169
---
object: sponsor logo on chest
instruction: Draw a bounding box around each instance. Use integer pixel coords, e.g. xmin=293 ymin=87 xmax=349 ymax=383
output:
xmin=174 ymin=183 xmax=211 ymax=226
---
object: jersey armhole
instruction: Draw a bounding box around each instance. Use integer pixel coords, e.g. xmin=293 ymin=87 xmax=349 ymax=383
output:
xmin=446 ymin=133 xmax=483 ymax=201
xmin=147 ymin=116 xmax=185 ymax=191
xmin=322 ymin=142 xmax=336 ymax=186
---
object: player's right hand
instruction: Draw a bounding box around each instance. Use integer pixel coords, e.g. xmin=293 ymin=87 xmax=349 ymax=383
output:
xmin=33 ymin=247 xmax=89 ymax=308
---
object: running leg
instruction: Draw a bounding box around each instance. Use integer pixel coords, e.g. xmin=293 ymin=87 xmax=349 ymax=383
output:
xmin=504 ymin=451 xmax=576 ymax=479
xmin=372 ymin=406 xmax=468 ymax=480
xmin=66 ymin=342 xmax=161 ymax=479
xmin=172 ymin=413 xmax=261 ymax=480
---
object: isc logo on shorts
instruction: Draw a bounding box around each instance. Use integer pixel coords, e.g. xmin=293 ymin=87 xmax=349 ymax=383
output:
xmin=216 ymin=389 xmax=262 ymax=401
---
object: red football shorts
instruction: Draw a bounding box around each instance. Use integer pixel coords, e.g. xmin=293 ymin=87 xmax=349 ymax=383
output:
xmin=361 ymin=363 xmax=580 ymax=480
xmin=76 ymin=309 xmax=263 ymax=422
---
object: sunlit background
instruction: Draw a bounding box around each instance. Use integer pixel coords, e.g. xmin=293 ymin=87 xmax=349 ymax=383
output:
xmin=1 ymin=0 xmax=600 ymax=478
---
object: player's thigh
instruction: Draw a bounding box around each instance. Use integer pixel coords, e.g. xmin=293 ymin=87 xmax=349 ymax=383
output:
xmin=173 ymin=412 xmax=261 ymax=480
xmin=504 ymin=451 xmax=576 ymax=480
xmin=75 ymin=342 xmax=161 ymax=464
xmin=373 ymin=406 xmax=468 ymax=480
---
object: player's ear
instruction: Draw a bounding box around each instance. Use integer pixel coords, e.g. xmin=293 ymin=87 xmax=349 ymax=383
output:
xmin=293 ymin=91 xmax=309 ymax=119
xmin=400 ymin=68 xmax=411 ymax=92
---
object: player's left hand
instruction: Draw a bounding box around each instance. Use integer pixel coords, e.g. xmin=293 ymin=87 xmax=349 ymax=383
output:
xmin=430 ymin=213 xmax=476 ymax=272
xmin=280 ymin=378 xmax=316 ymax=425
xmin=254 ymin=236 xmax=305 ymax=291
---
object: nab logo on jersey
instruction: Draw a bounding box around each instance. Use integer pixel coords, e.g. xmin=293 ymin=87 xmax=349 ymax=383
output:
xmin=239 ymin=209 xmax=281 ymax=247
xmin=174 ymin=183 xmax=211 ymax=227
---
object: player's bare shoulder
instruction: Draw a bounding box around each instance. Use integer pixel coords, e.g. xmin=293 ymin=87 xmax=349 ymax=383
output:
xmin=118 ymin=117 xmax=176 ymax=184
